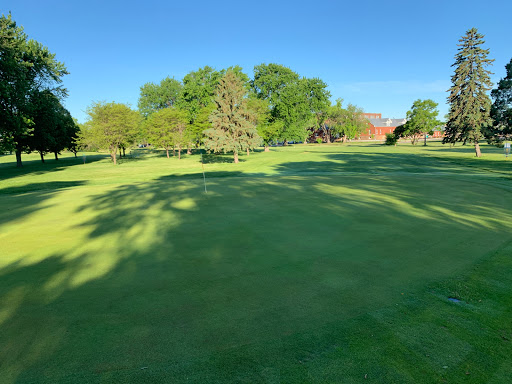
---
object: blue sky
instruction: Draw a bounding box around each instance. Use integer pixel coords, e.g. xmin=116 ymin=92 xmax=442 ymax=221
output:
xmin=3 ymin=0 xmax=511 ymax=123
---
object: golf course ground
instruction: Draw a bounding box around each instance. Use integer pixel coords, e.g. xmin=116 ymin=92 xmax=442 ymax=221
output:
xmin=1 ymin=141 xmax=512 ymax=383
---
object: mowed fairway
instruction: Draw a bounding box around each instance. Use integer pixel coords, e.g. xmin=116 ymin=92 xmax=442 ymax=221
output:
xmin=1 ymin=142 xmax=512 ymax=383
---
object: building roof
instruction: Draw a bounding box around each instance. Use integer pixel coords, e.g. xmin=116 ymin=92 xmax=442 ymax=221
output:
xmin=369 ymin=118 xmax=407 ymax=128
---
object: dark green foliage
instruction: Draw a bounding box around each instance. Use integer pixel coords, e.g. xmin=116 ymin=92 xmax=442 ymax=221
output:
xmin=251 ymin=63 xmax=330 ymax=143
xmin=203 ymin=71 xmax=261 ymax=163
xmin=385 ymin=133 xmax=398 ymax=145
xmin=138 ymin=77 xmax=182 ymax=117
xmin=178 ymin=66 xmax=223 ymax=120
xmin=0 ymin=13 xmax=68 ymax=166
xmin=489 ymin=58 xmax=512 ymax=141
xmin=444 ymin=28 xmax=494 ymax=156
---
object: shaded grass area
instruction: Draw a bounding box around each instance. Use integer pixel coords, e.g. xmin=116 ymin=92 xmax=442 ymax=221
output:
xmin=1 ymin=142 xmax=512 ymax=382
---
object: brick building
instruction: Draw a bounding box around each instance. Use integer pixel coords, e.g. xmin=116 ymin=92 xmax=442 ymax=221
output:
xmin=359 ymin=113 xmax=443 ymax=140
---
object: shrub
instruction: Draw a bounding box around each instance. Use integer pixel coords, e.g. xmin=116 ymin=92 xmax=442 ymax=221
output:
xmin=385 ymin=133 xmax=398 ymax=145
xmin=316 ymin=138 xmax=323 ymax=144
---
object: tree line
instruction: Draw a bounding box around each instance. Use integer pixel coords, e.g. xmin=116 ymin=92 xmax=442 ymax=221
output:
xmin=79 ymin=63 xmax=374 ymax=164
xmin=2 ymin=14 xmax=512 ymax=166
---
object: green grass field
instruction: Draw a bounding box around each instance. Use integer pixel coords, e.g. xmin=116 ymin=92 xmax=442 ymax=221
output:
xmin=1 ymin=142 xmax=512 ymax=383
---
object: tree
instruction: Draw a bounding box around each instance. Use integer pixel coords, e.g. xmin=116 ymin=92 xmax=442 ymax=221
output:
xmin=0 ymin=13 xmax=68 ymax=167
xmin=146 ymin=108 xmax=189 ymax=159
xmin=246 ymin=97 xmax=281 ymax=151
xmin=203 ymin=70 xmax=261 ymax=163
xmin=138 ymin=77 xmax=182 ymax=117
xmin=178 ymin=66 xmax=222 ymax=120
xmin=326 ymin=99 xmax=369 ymax=142
xmin=396 ymin=99 xmax=442 ymax=145
xmin=444 ymin=28 xmax=494 ymax=157
xmin=489 ymin=58 xmax=512 ymax=141
xmin=251 ymin=64 xmax=330 ymax=143
xmin=85 ymin=102 xmax=140 ymax=165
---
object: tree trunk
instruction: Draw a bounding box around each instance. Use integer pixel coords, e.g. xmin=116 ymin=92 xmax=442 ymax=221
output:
xmin=173 ymin=146 xmax=175 ymax=157
xmin=264 ymin=145 xmax=270 ymax=152
xmin=187 ymin=146 xmax=191 ymax=155
xmin=166 ymin=148 xmax=169 ymax=158
xmin=15 ymin=149 xmax=22 ymax=168
xmin=424 ymin=134 xmax=427 ymax=146
xmin=178 ymin=146 xmax=181 ymax=160
xmin=111 ymin=148 xmax=117 ymax=165
xmin=475 ymin=142 xmax=481 ymax=157
xmin=54 ymin=152 xmax=59 ymax=160
xmin=326 ymin=135 xmax=331 ymax=144
xmin=247 ymin=148 xmax=250 ymax=156
xmin=74 ymin=152 xmax=77 ymax=158
xmin=40 ymin=152 xmax=45 ymax=163
xmin=123 ymin=147 xmax=126 ymax=157
xmin=234 ymin=151 xmax=239 ymax=163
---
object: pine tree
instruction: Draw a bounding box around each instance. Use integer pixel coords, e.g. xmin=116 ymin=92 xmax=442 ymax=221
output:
xmin=203 ymin=70 xmax=261 ymax=163
xmin=489 ymin=58 xmax=512 ymax=140
xmin=444 ymin=28 xmax=494 ymax=157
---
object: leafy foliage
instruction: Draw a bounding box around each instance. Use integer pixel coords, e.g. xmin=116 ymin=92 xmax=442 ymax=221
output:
xmin=0 ymin=13 xmax=68 ymax=166
xmin=138 ymin=77 xmax=182 ymax=117
xmin=395 ymin=99 xmax=442 ymax=145
xmin=84 ymin=102 xmax=141 ymax=165
xmin=384 ymin=133 xmax=398 ymax=145
xmin=146 ymin=108 xmax=189 ymax=159
xmin=444 ymin=28 xmax=494 ymax=156
xmin=251 ymin=64 xmax=330 ymax=143
xmin=326 ymin=99 xmax=369 ymax=142
xmin=489 ymin=58 xmax=512 ymax=141
xmin=203 ymin=71 xmax=261 ymax=163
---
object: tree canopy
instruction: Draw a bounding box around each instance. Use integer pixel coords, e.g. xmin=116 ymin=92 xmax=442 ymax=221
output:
xmin=84 ymin=102 xmax=141 ymax=165
xmin=138 ymin=77 xmax=182 ymax=117
xmin=489 ymin=58 xmax=512 ymax=141
xmin=0 ymin=13 xmax=69 ymax=167
xmin=395 ymin=99 xmax=442 ymax=145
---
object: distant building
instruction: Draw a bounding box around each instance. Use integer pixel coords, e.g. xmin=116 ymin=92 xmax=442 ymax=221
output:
xmin=359 ymin=113 xmax=442 ymax=140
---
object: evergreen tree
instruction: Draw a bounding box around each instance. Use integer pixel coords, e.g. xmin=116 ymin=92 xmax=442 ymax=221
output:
xmin=489 ymin=58 xmax=512 ymax=140
xmin=444 ymin=28 xmax=494 ymax=157
xmin=203 ymin=71 xmax=261 ymax=163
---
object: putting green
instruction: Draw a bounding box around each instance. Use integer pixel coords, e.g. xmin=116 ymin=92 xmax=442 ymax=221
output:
xmin=1 ymin=142 xmax=512 ymax=383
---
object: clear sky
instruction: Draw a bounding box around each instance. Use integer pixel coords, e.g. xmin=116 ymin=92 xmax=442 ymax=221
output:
xmin=3 ymin=0 xmax=511 ymax=123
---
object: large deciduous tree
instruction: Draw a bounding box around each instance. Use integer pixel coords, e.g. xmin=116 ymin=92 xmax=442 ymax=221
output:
xmin=326 ymin=99 xmax=369 ymax=143
xmin=203 ymin=70 xmax=261 ymax=163
xmin=444 ymin=28 xmax=494 ymax=157
xmin=146 ymin=108 xmax=189 ymax=159
xmin=138 ymin=76 xmax=182 ymax=117
xmin=251 ymin=64 xmax=330 ymax=143
xmin=396 ymin=99 xmax=442 ymax=145
xmin=85 ymin=102 xmax=141 ymax=165
xmin=0 ymin=13 xmax=68 ymax=167
xmin=489 ymin=58 xmax=512 ymax=141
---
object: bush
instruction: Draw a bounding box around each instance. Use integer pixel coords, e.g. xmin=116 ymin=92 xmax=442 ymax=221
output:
xmin=385 ymin=133 xmax=398 ymax=145
xmin=316 ymin=138 xmax=323 ymax=144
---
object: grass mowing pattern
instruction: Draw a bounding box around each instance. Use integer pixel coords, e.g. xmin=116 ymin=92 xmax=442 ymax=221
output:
xmin=1 ymin=142 xmax=512 ymax=383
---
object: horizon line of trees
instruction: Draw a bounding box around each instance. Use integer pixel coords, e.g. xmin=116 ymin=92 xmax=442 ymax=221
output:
xmin=2 ymin=13 xmax=512 ymax=166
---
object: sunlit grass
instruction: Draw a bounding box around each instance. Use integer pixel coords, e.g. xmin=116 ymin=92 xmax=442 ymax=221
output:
xmin=1 ymin=141 xmax=512 ymax=383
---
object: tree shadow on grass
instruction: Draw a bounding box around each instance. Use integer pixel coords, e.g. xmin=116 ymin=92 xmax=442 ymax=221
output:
xmin=2 ymin=151 xmax=512 ymax=382
xmin=0 ymin=153 xmax=108 ymax=182
xmin=0 ymin=180 xmax=87 ymax=227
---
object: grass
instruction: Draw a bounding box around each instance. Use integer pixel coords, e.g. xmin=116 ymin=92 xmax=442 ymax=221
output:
xmin=1 ymin=141 xmax=512 ymax=383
